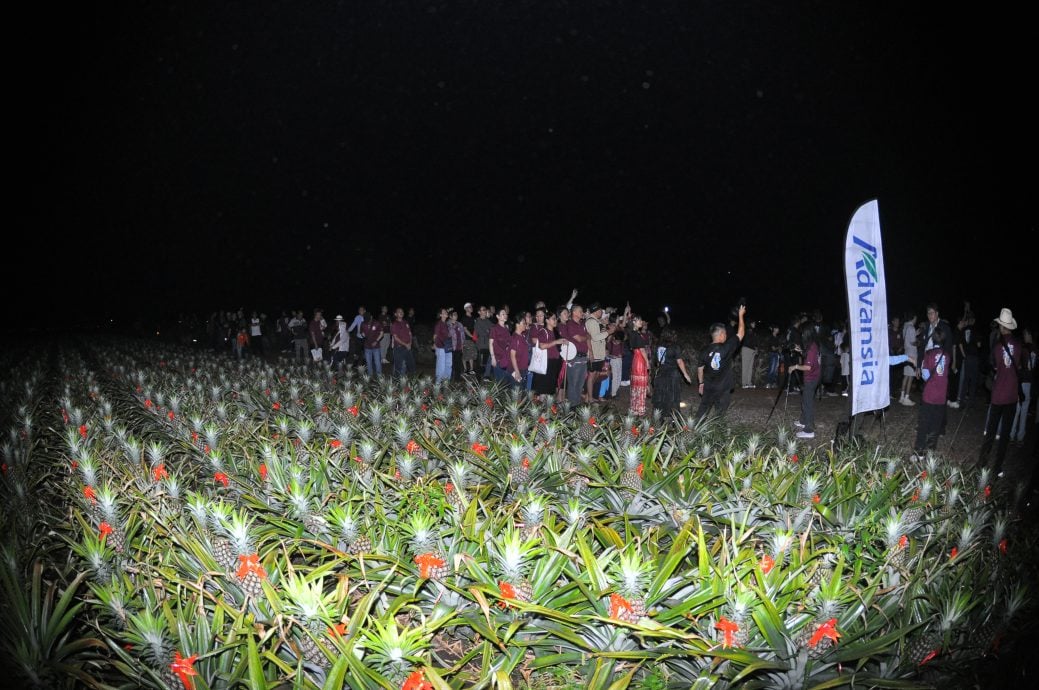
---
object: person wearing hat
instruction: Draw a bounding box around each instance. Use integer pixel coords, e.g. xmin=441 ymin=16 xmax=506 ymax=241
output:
xmin=974 ymin=308 xmax=1023 ymax=478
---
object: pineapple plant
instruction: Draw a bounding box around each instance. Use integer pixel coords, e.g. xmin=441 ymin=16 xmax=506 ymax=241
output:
xmin=883 ymin=513 xmax=908 ymax=569
xmin=329 ymin=504 xmax=372 ymax=555
xmin=283 ymin=572 xmax=333 ymax=669
xmin=518 ymin=493 xmax=547 ymax=541
xmin=445 ymin=461 xmax=470 ymax=511
xmin=508 ymin=441 xmax=531 ymax=488
xmin=577 ymin=406 xmax=598 ymax=443
xmin=225 ymin=511 xmax=266 ymax=600
xmin=405 ymin=512 xmax=448 ymax=580
xmin=95 ymin=485 xmax=127 ymax=555
xmin=797 ymin=572 xmax=845 ymax=660
xmin=902 ymin=478 xmax=933 ymax=528
xmin=718 ymin=591 xmax=754 ymax=648
xmin=493 ymin=528 xmax=536 ymax=605
xmin=620 ymin=445 xmax=644 ymax=491
xmin=287 ymin=484 xmax=327 ymax=537
xmin=608 ymin=548 xmax=653 ymax=624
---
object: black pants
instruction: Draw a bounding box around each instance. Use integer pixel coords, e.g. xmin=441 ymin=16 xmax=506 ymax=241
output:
xmin=979 ymin=402 xmax=1017 ymax=474
xmin=914 ymin=402 xmax=946 ymax=452
xmin=697 ymin=383 xmax=732 ymax=422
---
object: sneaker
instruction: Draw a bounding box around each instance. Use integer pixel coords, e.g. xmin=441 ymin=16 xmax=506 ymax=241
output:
xmin=900 ymin=398 xmax=915 ymax=406
xmin=793 ymin=421 xmax=805 ymax=429
xmin=997 ymin=471 xmax=1006 ymax=479
xmin=796 ymin=430 xmax=815 ymax=439
xmin=909 ymin=452 xmax=924 ymax=462
xmin=947 ymin=400 xmax=960 ymax=409
xmin=841 ymin=392 xmax=849 ymax=397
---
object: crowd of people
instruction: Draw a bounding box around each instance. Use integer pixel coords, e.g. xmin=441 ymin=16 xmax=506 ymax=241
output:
xmin=201 ymin=297 xmax=1035 ymax=468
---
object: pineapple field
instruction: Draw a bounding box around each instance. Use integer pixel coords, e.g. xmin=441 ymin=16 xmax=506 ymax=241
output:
xmin=2 ymin=338 xmax=1037 ymax=689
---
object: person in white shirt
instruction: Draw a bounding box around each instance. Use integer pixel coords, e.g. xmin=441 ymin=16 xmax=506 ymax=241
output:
xmin=249 ymin=312 xmax=264 ymax=358
xmin=330 ymin=315 xmax=351 ymax=371
xmin=347 ymin=306 xmax=366 ymax=367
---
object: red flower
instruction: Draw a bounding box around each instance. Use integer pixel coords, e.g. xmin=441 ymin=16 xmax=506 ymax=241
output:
xmin=321 ymin=405 xmax=329 ymax=413
xmin=347 ymin=405 xmax=359 ymax=417
xmin=609 ymin=592 xmax=634 ymax=619
xmin=498 ymin=581 xmax=517 ymax=608
xmin=630 ymin=425 xmax=640 ymax=437
xmin=790 ymin=453 xmax=799 ymax=463
xmin=484 ymin=397 xmax=494 ymax=408
xmin=61 ymin=408 xmax=69 ymax=424
xmin=812 ymin=494 xmax=821 ymax=504
xmin=71 ymin=460 xmax=78 ymax=471
xmin=715 ymin=616 xmax=739 ymax=648
xmin=414 ymin=553 xmax=446 ymax=579
xmin=402 ymin=670 xmax=434 ymax=690
xmin=984 ymin=485 xmax=992 ymax=499
xmin=999 ymin=538 xmax=1008 ymax=555
xmin=191 ymin=431 xmax=199 ymax=443
xmin=167 ymin=411 xmax=175 ymax=421
xmin=760 ymin=553 xmax=775 ymax=574
xmin=272 ymin=402 xmax=281 ymax=410
xmin=919 ymin=648 xmax=939 ymax=666
xmin=99 ymin=522 xmax=113 ymax=540
xmin=352 ymin=455 xmax=363 ymax=464
xmin=144 ymin=399 xmax=153 ymax=409
xmin=636 ymin=462 xmax=644 ymax=478
xmin=550 ymin=404 xmax=558 ymax=414
xmin=920 ymin=470 xmax=928 ymax=479
xmin=405 ymin=440 xmax=421 ymax=455
xmin=588 ymin=416 xmax=597 ymax=427
xmin=949 ymin=547 xmax=958 ymax=560
xmin=153 ymin=464 xmax=168 ymax=481
xmin=898 ymin=535 xmax=908 ymax=549
xmin=79 ymin=424 xmax=88 ymax=439
xmin=807 ymin=618 xmax=841 ymax=648
xmin=521 ymin=457 xmax=531 ymax=469
xmin=538 ymin=416 xmax=547 ymax=425
xmin=421 ymin=403 xmax=429 ymax=411
xmin=236 ymin=553 xmax=266 ymax=581
xmin=170 ymin=651 xmax=199 ymax=690
xmin=83 ymin=486 xmax=97 ymax=503
xmin=0 ymin=462 xmax=6 ymax=475
xmin=911 ymin=489 xmax=920 ymax=502
xmin=471 ymin=442 xmax=489 ymax=456
xmin=214 ymin=472 xmax=229 ymax=488
xmin=329 ymin=439 xmax=343 ymax=449
xmin=444 ymin=482 xmax=454 ymax=493
xmin=328 ymin=622 xmax=348 ymax=638
xmin=258 ymin=463 xmax=268 ymax=481
xmin=203 ymin=444 xmax=211 ymax=454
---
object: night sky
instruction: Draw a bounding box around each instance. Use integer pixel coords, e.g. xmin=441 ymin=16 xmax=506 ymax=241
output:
xmin=19 ymin=1 xmax=1035 ymax=333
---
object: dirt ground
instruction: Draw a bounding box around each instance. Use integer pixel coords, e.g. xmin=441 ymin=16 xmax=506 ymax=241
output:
xmin=596 ymin=378 xmax=1037 ymax=488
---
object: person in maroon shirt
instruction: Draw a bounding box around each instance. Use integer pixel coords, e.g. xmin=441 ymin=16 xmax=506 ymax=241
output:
xmin=433 ymin=308 xmax=452 ymax=383
xmin=390 ymin=307 xmax=415 ymax=378
xmin=912 ymin=328 xmax=950 ymax=459
xmin=975 ymin=308 xmax=1023 ymax=477
xmin=560 ymin=304 xmax=589 ymax=405
xmin=507 ymin=318 xmax=530 ymax=390
xmin=489 ymin=307 xmax=511 ymax=383
xmin=531 ymin=312 xmax=567 ymax=402
xmin=309 ymin=309 xmax=327 ymax=363
xmin=362 ymin=314 xmax=384 ymax=375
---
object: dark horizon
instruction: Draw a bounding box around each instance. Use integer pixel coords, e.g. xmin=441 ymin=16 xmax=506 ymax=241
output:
xmin=15 ymin=2 xmax=1035 ymax=333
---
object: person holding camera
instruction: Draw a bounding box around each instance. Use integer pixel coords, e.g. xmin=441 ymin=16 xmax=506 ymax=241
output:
xmin=696 ymin=304 xmax=746 ymax=422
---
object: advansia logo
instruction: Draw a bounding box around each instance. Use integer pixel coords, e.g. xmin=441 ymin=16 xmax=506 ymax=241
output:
xmin=852 ymin=235 xmax=882 ymax=385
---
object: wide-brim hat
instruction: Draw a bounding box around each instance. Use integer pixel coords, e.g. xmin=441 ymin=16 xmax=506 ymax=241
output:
xmin=995 ymin=307 xmax=1017 ymax=330
xmin=335 ymin=315 xmax=345 ymax=321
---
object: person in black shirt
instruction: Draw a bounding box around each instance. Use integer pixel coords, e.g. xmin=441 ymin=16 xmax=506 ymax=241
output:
xmin=696 ymin=305 xmax=746 ymax=422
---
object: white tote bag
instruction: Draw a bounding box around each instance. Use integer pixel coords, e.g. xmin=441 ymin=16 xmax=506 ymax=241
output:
xmin=529 ymin=345 xmax=548 ymax=375
xmin=310 ymin=347 xmax=324 ymax=362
